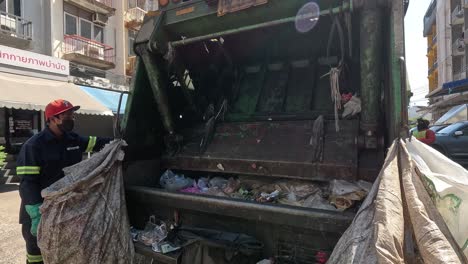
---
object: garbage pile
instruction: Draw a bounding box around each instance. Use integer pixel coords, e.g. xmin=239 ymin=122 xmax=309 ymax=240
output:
xmin=160 ymin=170 xmax=371 ymax=211
xmin=131 ymin=215 xmax=264 ymax=263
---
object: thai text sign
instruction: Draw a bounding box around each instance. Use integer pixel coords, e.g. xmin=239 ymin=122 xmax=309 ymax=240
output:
xmin=0 ymin=45 xmax=69 ymax=76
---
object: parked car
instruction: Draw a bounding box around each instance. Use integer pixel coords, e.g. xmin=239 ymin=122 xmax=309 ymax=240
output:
xmin=432 ymin=121 xmax=468 ymax=166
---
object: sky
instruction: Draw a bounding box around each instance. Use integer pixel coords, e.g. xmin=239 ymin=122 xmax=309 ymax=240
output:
xmin=405 ymin=0 xmax=432 ymax=106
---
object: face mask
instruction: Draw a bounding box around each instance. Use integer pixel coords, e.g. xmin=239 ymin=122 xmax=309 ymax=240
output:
xmin=57 ymin=119 xmax=74 ymax=133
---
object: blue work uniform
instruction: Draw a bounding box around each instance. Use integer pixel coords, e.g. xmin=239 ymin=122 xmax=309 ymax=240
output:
xmin=16 ymin=126 xmax=110 ymax=263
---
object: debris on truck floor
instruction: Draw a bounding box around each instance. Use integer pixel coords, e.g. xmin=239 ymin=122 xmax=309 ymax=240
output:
xmin=131 ymin=215 xmax=265 ymax=263
xmin=159 ymin=170 xmax=371 ymax=211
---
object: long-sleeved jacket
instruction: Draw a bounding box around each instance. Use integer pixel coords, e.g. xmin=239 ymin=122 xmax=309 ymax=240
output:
xmin=17 ymin=127 xmax=110 ymax=224
xmin=413 ymin=129 xmax=436 ymax=145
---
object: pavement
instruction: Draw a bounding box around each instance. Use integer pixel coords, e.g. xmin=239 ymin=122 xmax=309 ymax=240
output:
xmin=0 ymin=184 xmax=25 ymax=264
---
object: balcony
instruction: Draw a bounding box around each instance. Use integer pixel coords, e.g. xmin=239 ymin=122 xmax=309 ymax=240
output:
xmin=0 ymin=11 xmax=32 ymax=49
xmin=125 ymin=7 xmax=147 ymax=30
xmin=62 ymin=35 xmax=115 ymax=70
xmin=64 ymin=0 xmax=115 ymax=16
xmin=126 ymin=56 xmax=136 ymax=76
xmin=452 ymin=38 xmax=465 ymax=57
xmin=452 ymin=5 xmax=464 ymax=26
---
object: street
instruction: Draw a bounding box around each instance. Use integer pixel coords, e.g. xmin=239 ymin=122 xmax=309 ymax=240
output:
xmin=0 ymin=184 xmax=25 ymax=264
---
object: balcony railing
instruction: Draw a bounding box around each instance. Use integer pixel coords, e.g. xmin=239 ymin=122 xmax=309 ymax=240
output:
xmin=124 ymin=7 xmax=147 ymax=30
xmin=62 ymin=35 xmax=115 ymax=63
xmin=0 ymin=10 xmax=32 ymax=40
xmin=452 ymin=5 xmax=464 ymax=25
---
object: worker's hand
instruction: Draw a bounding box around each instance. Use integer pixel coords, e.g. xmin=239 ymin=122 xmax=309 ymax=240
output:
xmin=25 ymin=203 xmax=42 ymax=237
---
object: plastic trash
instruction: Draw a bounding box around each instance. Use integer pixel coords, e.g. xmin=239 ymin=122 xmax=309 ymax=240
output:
xmin=303 ymin=193 xmax=337 ymax=211
xmin=130 ymin=227 xmax=140 ymax=242
xmin=223 ymin=177 xmax=241 ymax=194
xmin=209 ymin=177 xmax=229 ymax=189
xmin=257 ymin=190 xmax=280 ymax=203
xmin=330 ymin=180 xmax=367 ymax=199
xmin=152 ymin=241 xmax=180 ymax=254
xmin=160 ymin=170 xmax=194 ymax=191
xmin=329 ymin=180 xmax=369 ymax=211
xmin=342 ymin=96 xmax=361 ymax=118
xmin=138 ymin=216 xmax=168 ymax=246
xmin=197 ymin=177 xmax=209 ymax=191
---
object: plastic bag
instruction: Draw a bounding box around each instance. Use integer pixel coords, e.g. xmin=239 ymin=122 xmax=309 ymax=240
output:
xmin=303 ymin=193 xmax=337 ymax=211
xmin=342 ymin=96 xmax=361 ymax=118
xmin=329 ymin=180 xmax=369 ymax=211
xmin=209 ymin=177 xmax=229 ymax=189
xmin=139 ymin=216 xmax=168 ymax=246
xmin=223 ymin=177 xmax=241 ymax=194
xmin=160 ymin=170 xmax=194 ymax=191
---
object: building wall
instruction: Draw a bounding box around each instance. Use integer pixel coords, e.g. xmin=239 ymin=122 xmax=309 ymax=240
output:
xmin=436 ymin=0 xmax=453 ymax=89
xmin=110 ymin=0 xmax=126 ymax=78
xmin=22 ymin=0 xmax=52 ymax=55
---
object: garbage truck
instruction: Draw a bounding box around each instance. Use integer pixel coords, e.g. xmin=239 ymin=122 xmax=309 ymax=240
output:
xmin=121 ymin=0 xmax=410 ymax=262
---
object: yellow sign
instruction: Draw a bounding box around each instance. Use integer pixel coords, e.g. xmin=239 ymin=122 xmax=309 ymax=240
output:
xmin=176 ymin=6 xmax=195 ymax=16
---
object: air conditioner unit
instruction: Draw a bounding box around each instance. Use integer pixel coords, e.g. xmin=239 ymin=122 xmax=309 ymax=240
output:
xmin=92 ymin=13 xmax=108 ymax=26
xmin=86 ymin=45 xmax=104 ymax=60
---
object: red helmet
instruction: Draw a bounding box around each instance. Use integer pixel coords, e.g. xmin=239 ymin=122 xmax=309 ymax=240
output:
xmin=45 ymin=99 xmax=80 ymax=120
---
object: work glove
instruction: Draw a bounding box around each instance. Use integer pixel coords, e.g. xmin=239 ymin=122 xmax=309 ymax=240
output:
xmin=25 ymin=203 xmax=42 ymax=237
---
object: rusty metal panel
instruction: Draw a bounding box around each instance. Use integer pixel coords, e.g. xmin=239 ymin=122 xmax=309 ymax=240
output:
xmin=126 ymin=186 xmax=355 ymax=233
xmin=162 ymin=120 xmax=359 ymax=181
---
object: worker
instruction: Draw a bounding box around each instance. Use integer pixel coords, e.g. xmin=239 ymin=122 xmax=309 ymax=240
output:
xmin=17 ymin=99 xmax=111 ymax=264
xmin=412 ymin=118 xmax=436 ymax=145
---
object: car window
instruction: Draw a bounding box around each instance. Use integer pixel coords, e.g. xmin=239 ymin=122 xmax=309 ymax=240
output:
xmin=437 ymin=123 xmax=465 ymax=135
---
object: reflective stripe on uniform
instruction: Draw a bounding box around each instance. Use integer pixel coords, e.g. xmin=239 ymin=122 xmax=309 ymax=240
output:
xmin=412 ymin=130 xmax=427 ymax=140
xmin=85 ymin=136 xmax=97 ymax=153
xmin=16 ymin=166 xmax=41 ymax=175
xmin=27 ymin=254 xmax=43 ymax=263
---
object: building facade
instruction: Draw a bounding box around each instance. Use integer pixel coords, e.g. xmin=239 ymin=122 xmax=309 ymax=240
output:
xmin=424 ymin=0 xmax=468 ymax=120
xmin=0 ymin=0 xmax=137 ymax=183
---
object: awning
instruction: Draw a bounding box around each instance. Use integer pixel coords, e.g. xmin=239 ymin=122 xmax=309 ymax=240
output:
xmin=80 ymin=86 xmax=128 ymax=114
xmin=0 ymin=72 xmax=113 ymax=116
xmin=428 ymin=78 xmax=468 ymax=98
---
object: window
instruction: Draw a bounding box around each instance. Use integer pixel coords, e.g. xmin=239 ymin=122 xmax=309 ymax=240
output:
xmin=93 ymin=25 xmax=104 ymax=43
xmin=128 ymin=0 xmax=147 ymax=9
xmin=64 ymin=12 xmax=106 ymax=45
xmin=80 ymin=18 xmax=92 ymax=39
xmin=65 ymin=13 xmax=78 ymax=35
xmin=128 ymin=30 xmax=137 ymax=56
xmin=0 ymin=0 xmax=21 ymax=16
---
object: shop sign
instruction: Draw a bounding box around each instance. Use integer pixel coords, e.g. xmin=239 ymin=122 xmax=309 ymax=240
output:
xmin=0 ymin=45 xmax=69 ymax=76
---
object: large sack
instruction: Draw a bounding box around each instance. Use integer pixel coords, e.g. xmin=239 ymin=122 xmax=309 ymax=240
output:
xmin=329 ymin=140 xmax=465 ymax=263
xmin=37 ymin=140 xmax=134 ymax=264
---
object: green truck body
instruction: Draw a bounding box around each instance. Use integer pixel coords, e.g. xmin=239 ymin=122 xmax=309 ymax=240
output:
xmin=122 ymin=0 xmax=409 ymax=262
